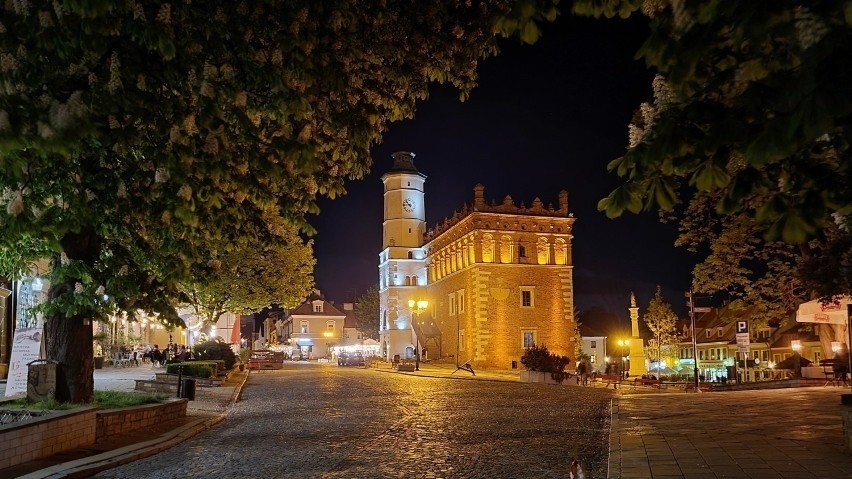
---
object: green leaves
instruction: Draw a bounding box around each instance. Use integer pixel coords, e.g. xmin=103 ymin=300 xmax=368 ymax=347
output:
xmin=598 ymin=182 xmax=643 ymax=218
xmin=494 ymin=0 xmax=560 ymax=44
xmin=690 ymin=160 xmax=730 ymax=191
xmin=583 ymin=0 xmax=852 ymax=249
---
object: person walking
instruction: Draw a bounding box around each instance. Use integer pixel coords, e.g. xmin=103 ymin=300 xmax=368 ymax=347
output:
xmin=833 ymin=345 xmax=849 ymax=386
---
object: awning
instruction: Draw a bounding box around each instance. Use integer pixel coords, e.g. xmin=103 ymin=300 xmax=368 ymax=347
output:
xmin=230 ymin=318 xmax=241 ymax=344
xmin=796 ymin=297 xmax=852 ymax=325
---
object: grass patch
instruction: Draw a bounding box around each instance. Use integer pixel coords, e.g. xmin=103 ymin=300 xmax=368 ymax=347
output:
xmin=2 ymin=390 xmax=169 ymax=411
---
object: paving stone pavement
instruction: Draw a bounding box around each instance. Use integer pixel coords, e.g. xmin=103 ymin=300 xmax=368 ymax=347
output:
xmin=609 ymin=386 xmax=852 ymax=479
xmin=90 ymin=362 xmax=613 ymax=479
xmin=5 ymin=362 xmax=852 ymax=478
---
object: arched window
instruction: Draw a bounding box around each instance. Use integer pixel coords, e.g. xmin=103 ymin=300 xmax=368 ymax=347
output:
xmin=537 ymin=237 xmax=550 ymax=265
xmin=519 ymin=245 xmax=526 ymax=258
xmin=554 ymin=238 xmax=567 ymax=265
xmin=500 ymin=235 xmax=512 ymax=263
xmin=482 ymin=234 xmax=494 ymax=263
xmin=408 ymin=251 xmax=413 ymax=259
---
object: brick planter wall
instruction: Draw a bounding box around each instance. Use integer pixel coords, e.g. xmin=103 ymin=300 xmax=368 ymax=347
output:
xmin=96 ymin=398 xmax=187 ymax=441
xmin=0 ymin=407 xmax=97 ymax=470
xmin=0 ymin=399 xmax=187 ymax=469
xmin=519 ymin=370 xmax=579 ymax=386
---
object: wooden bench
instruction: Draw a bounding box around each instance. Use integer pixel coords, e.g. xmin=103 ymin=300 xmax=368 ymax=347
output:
xmin=597 ymin=374 xmax=621 ymax=388
xmin=631 ymin=378 xmax=662 ymax=389
xmin=247 ymin=350 xmax=285 ymax=371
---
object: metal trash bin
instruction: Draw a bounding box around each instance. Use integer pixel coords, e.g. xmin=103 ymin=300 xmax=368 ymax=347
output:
xmin=180 ymin=378 xmax=196 ymax=400
xmin=27 ymin=359 xmax=58 ymax=403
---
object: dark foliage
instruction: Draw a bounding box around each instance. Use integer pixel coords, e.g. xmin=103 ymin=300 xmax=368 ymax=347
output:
xmin=521 ymin=344 xmax=571 ymax=383
xmin=193 ymin=339 xmax=237 ymax=369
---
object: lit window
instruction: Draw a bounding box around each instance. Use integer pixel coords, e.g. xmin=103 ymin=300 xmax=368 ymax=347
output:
xmin=314 ymin=303 xmax=323 ymax=313
xmin=522 ymin=330 xmax=537 ymax=348
xmin=327 ymin=321 xmax=335 ymax=331
xmin=300 ymin=321 xmax=308 ymax=334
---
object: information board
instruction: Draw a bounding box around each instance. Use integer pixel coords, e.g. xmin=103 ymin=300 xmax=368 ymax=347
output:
xmin=5 ymin=327 xmax=44 ymax=397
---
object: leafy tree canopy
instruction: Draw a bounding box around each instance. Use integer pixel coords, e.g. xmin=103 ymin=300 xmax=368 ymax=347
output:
xmin=642 ymin=285 xmax=678 ymax=359
xmin=577 ymin=0 xmax=852 ymax=301
xmin=580 ymin=0 xmax=851 ymax=244
xmin=181 ymin=223 xmax=315 ymax=326
xmin=0 ymin=0 xmax=559 ymax=403
xmin=353 ymin=284 xmax=379 ymax=341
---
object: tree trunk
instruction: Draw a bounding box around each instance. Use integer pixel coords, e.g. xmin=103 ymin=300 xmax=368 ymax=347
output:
xmin=45 ymin=227 xmax=102 ymax=404
xmin=45 ymin=279 xmax=94 ymax=404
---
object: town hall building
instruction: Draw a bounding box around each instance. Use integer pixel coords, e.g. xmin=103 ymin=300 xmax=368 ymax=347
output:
xmin=378 ymin=151 xmax=579 ymax=370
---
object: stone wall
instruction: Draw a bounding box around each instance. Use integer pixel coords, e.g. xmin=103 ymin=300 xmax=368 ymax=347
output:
xmin=0 ymin=399 xmax=187 ymax=469
xmin=96 ymin=399 xmax=187 ymax=441
xmin=0 ymin=408 xmax=96 ymax=470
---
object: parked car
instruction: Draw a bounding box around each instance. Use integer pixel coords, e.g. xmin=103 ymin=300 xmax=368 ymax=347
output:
xmin=337 ymin=352 xmax=349 ymax=366
xmin=345 ymin=352 xmax=366 ymax=367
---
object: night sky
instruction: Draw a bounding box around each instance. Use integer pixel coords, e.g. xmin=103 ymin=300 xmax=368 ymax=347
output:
xmin=308 ymin=11 xmax=697 ymax=331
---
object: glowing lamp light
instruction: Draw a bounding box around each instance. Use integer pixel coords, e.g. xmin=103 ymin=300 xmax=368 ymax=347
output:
xmin=323 ymin=331 xmax=333 ymax=338
xmin=832 ymin=341 xmax=842 ymax=353
xmin=408 ymin=299 xmax=429 ymax=311
xmin=791 ymin=340 xmax=802 ymax=352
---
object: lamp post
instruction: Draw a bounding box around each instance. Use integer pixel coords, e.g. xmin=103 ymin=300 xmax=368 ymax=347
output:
xmin=791 ymin=339 xmax=802 ymax=379
xmin=407 ymin=298 xmax=428 ymax=371
xmin=617 ymin=339 xmax=629 ymax=380
xmin=323 ymin=330 xmax=334 ymax=360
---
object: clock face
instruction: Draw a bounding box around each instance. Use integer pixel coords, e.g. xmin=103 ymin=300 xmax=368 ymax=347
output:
xmin=402 ymin=198 xmax=415 ymax=213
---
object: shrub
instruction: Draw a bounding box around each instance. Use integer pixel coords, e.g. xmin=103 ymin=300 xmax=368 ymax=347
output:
xmin=521 ymin=344 xmax=571 ymax=384
xmin=166 ymin=361 xmax=216 ymax=378
xmin=193 ymin=339 xmax=238 ymax=369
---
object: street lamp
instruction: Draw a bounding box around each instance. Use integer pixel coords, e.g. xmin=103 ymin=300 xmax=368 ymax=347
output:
xmin=791 ymin=339 xmax=802 ymax=379
xmin=323 ymin=330 xmax=334 ymax=360
xmin=407 ymin=298 xmax=428 ymax=371
xmin=617 ymin=339 xmax=629 ymax=380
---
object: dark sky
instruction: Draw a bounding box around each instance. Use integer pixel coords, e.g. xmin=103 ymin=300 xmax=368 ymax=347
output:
xmin=308 ymin=11 xmax=697 ymax=328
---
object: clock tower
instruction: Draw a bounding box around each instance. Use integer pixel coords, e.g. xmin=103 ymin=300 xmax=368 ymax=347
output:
xmin=379 ymin=151 xmax=427 ymax=361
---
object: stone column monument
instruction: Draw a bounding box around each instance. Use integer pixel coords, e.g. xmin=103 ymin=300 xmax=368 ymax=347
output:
xmin=628 ymin=292 xmax=647 ymax=378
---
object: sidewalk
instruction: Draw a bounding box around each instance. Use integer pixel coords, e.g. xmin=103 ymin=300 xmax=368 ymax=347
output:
xmin=373 ymin=361 xmax=852 ymax=478
xmin=0 ymin=365 xmax=247 ymax=479
xmin=5 ymin=363 xmax=852 ymax=478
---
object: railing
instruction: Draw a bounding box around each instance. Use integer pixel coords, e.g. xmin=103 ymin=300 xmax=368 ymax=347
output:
xmin=0 ymin=409 xmax=51 ymax=425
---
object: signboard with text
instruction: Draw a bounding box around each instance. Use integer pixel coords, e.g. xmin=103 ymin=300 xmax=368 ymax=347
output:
xmin=5 ymin=328 xmax=43 ymax=397
xmin=736 ymin=321 xmax=750 ymax=353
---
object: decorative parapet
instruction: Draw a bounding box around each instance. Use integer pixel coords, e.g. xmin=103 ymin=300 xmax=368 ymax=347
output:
xmin=425 ymin=184 xmax=571 ymax=242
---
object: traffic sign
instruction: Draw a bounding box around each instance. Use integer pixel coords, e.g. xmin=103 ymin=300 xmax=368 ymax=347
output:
xmin=736 ymin=321 xmax=750 ymax=352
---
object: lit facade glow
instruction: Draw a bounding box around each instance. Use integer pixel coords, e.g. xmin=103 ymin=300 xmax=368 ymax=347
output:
xmin=378 ymin=152 xmax=578 ymax=368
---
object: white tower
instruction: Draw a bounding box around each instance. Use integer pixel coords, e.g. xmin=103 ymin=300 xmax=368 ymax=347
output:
xmin=628 ymin=292 xmax=647 ymax=377
xmin=378 ymin=152 xmax=427 ymax=361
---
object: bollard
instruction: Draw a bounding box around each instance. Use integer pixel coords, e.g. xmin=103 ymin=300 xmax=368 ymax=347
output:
xmin=176 ymin=363 xmax=183 ymax=398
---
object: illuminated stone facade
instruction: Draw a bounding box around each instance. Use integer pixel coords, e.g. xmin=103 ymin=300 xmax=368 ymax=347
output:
xmin=379 ymin=152 xmax=578 ymax=369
